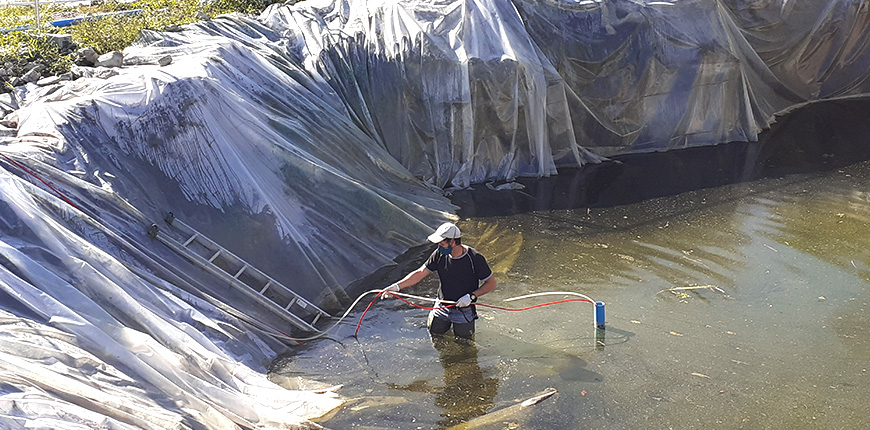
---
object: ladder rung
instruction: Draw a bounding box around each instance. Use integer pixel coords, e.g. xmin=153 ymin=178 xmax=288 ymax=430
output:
xmin=260 ymin=281 xmax=272 ymax=294
xmin=182 ymin=234 xmax=198 ymax=247
xmin=151 ymin=214 xmax=332 ymax=334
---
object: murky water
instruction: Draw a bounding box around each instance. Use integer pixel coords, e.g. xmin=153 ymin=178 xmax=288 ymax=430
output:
xmin=272 ymin=103 xmax=870 ymax=429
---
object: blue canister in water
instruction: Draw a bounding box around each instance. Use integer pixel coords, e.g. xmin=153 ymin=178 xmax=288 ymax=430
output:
xmin=595 ymin=301 xmax=605 ymax=329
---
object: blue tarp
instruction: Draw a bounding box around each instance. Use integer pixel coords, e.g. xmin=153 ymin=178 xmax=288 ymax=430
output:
xmin=51 ymin=9 xmax=143 ymax=27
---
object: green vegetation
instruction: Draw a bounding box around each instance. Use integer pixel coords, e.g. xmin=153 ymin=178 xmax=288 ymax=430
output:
xmin=2 ymin=29 xmax=74 ymax=75
xmin=1 ymin=0 xmax=277 ymax=90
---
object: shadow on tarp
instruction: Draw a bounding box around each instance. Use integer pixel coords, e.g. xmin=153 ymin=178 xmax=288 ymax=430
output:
xmin=452 ymin=98 xmax=870 ymax=218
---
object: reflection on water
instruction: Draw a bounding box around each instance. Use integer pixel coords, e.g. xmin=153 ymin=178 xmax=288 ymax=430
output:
xmin=455 ymin=166 xmax=869 ymax=429
xmin=432 ymin=339 xmax=497 ymax=427
xmin=389 ymin=338 xmax=498 ymax=428
xmin=272 ymin=100 xmax=870 ymax=429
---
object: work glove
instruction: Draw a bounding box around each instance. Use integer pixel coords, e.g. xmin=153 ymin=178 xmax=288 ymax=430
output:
xmin=381 ymin=283 xmax=400 ymax=299
xmin=456 ymin=293 xmax=472 ymax=307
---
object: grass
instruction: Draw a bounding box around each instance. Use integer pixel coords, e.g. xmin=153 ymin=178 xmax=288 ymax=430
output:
xmin=1 ymin=0 xmax=275 ymax=90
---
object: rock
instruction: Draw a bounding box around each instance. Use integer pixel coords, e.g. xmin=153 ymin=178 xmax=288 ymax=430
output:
xmin=1 ymin=112 xmax=18 ymax=128
xmin=9 ymin=77 xmax=24 ymax=87
xmin=95 ymin=51 xmax=123 ymax=68
xmin=93 ymin=67 xmax=120 ymax=79
xmin=124 ymin=54 xmax=174 ymax=67
xmin=164 ymin=24 xmax=182 ymax=32
xmin=122 ymin=56 xmax=145 ymax=66
xmin=78 ymin=47 xmax=99 ymax=66
xmin=0 ymin=93 xmax=17 ymax=113
xmin=25 ymin=62 xmax=46 ymax=73
xmin=37 ymin=76 xmax=63 ymax=86
xmin=45 ymin=34 xmax=75 ymax=53
xmin=70 ymin=65 xmax=94 ymax=79
xmin=196 ymin=10 xmax=209 ymax=21
xmin=38 ymin=84 xmax=63 ymax=98
xmin=21 ymin=68 xmax=41 ymax=84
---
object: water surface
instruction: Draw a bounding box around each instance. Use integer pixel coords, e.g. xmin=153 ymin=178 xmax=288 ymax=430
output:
xmin=272 ymin=102 xmax=870 ymax=429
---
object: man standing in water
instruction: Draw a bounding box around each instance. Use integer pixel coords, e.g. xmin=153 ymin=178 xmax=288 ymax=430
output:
xmin=384 ymin=222 xmax=496 ymax=339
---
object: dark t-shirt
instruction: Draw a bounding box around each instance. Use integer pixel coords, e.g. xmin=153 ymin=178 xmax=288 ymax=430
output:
xmin=425 ymin=246 xmax=493 ymax=301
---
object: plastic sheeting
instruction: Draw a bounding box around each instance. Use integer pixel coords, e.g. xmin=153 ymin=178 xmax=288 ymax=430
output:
xmin=262 ymin=0 xmax=607 ymax=188
xmin=515 ymin=0 xmax=870 ymax=155
xmin=262 ymin=0 xmax=870 ymax=166
xmin=3 ymin=0 xmax=870 ymax=428
xmin=0 ymin=167 xmax=343 ymax=429
xmin=2 ymin=11 xmax=454 ymax=427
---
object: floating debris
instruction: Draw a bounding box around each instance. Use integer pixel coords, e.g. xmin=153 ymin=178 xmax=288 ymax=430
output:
xmin=346 ymin=396 xmax=409 ymax=412
xmin=657 ymin=285 xmax=726 ymax=298
xmin=448 ymin=388 xmax=557 ymax=430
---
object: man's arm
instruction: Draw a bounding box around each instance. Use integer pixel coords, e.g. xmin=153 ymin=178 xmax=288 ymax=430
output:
xmin=383 ymin=264 xmax=431 ymax=299
xmin=395 ymin=265 xmax=430 ymax=289
xmin=472 ymin=275 xmax=496 ymax=298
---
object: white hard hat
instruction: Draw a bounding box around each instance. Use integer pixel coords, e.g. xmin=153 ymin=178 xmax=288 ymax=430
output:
xmin=427 ymin=222 xmax=461 ymax=243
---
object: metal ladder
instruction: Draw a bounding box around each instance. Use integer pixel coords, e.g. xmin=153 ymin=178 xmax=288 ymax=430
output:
xmin=147 ymin=212 xmax=330 ymax=334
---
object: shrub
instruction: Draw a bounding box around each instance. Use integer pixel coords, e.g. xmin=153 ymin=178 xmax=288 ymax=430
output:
xmin=0 ymin=31 xmax=75 ymax=88
xmin=0 ymin=0 xmax=279 ymax=91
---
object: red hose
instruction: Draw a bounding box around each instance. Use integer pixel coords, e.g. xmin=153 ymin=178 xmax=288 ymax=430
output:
xmin=354 ymin=290 xmax=385 ymax=337
xmin=354 ymin=291 xmax=457 ymax=336
xmin=478 ymin=298 xmax=592 ymax=311
xmin=0 ymin=151 xmax=82 ymax=212
xmin=354 ymin=294 xmax=593 ymax=337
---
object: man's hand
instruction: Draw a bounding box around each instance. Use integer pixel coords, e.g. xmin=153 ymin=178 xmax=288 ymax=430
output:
xmin=381 ymin=283 xmax=400 ymax=299
xmin=456 ymin=294 xmax=472 ymax=307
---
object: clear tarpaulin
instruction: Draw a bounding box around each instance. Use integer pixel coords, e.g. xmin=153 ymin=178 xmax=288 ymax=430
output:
xmin=2 ymin=0 xmax=870 ymax=428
